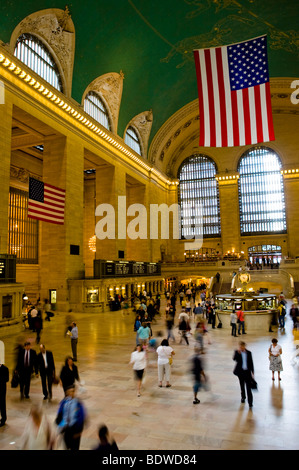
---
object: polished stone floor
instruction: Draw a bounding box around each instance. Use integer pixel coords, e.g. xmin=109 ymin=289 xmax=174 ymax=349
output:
xmin=0 ymin=298 xmax=299 ymax=451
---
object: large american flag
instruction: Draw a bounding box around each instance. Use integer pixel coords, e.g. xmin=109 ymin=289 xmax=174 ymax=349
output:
xmin=193 ymin=35 xmax=275 ymax=147
xmin=28 ymin=177 xmax=65 ymax=225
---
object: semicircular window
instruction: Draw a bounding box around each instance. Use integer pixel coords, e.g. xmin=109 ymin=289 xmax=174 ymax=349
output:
xmin=125 ymin=126 xmax=142 ymax=156
xmin=84 ymin=91 xmax=111 ymax=131
xmin=178 ymin=154 xmax=221 ymax=239
xmin=14 ymin=33 xmax=63 ymax=92
xmin=238 ymin=147 xmax=287 ymax=235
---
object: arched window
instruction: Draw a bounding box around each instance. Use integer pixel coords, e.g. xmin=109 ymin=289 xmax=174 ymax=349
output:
xmin=125 ymin=126 xmax=142 ymax=155
xmin=83 ymin=91 xmax=111 ymax=131
xmin=178 ymin=155 xmax=221 ymax=238
xmin=14 ymin=33 xmax=63 ymax=92
xmin=238 ymin=147 xmax=287 ymax=234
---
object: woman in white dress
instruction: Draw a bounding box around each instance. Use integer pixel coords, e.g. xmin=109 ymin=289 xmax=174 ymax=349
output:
xmin=21 ymin=404 xmax=55 ymax=450
xmin=269 ymin=338 xmax=283 ymax=381
xmin=130 ymin=344 xmax=147 ymax=397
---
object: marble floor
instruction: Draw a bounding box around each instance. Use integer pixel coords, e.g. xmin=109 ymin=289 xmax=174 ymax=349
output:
xmin=0 ymin=298 xmax=299 ymax=451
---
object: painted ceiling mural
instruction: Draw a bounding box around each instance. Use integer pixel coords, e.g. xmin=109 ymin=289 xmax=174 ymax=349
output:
xmin=0 ymin=0 xmax=298 ymax=147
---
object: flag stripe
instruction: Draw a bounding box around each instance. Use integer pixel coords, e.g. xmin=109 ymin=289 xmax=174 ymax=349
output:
xmin=199 ymin=49 xmax=211 ymax=146
xmin=248 ymin=87 xmax=257 ymax=144
xmin=28 ymin=207 xmax=64 ymax=221
xmin=193 ymin=50 xmax=205 ymax=146
xmin=265 ymin=81 xmax=275 ymax=141
xmin=215 ymin=47 xmax=227 ymax=147
xmin=204 ymin=49 xmax=216 ymax=147
xmin=231 ymin=90 xmax=240 ymax=147
xmin=254 ymin=85 xmax=263 ymax=144
xmin=221 ymin=46 xmax=234 ymax=147
xmin=28 ymin=214 xmax=64 ymax=225
xmin=28 ymin=200 xmax=65 ymax=214
xmin=242 ymin=87 xmax=251 ymax=145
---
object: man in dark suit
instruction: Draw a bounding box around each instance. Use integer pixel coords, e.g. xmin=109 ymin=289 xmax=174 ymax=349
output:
xmin=37 ymin=344 xmax=55 ymax=401
xmin=233 ymin=341 xmax=255 ymax=408
xmin=16 ymin=342 xmax=38 ymax=399
xmin=0 ymin=363 xmax=9 ymax=426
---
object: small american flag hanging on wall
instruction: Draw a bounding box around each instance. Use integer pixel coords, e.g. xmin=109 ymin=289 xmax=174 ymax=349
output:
xmin=28 ymin=177 xmax=65 ymax=225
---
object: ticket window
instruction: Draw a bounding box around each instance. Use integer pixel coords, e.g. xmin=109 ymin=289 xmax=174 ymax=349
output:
xmin=86 ymin=288 xmax=99 ymax=303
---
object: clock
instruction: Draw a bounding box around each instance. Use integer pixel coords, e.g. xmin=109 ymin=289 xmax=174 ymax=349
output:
xmin=239 ymin=272 xmax=250 ymax=283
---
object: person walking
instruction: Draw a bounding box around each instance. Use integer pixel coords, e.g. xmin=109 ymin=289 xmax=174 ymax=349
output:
xmin=16 ymin=342 xmax=38 ymax=399
xmin=268 ymin=338 xmax=283 ymax=381
xmin=21 ymin=404 xmax=55 ymax=450
xmin=237 ymin=309 xmax=246 ymax=335
xmin=233 ymin=341 xmax=255 ymax=408
xmin=67 ymin=322 xmax=78 ymax=361
xmin=130 ymin=344 xmax=147 ymax=397
xmin=55 ymin=385 xmax=86 ymax=451
xmin=0 ymin=362 xmax=9 ymax=427
xmin=93 ymin=424 xmax=118 ymax=451
xmin=59 ymin=356 xmax=80 ymax=395
xmin=136 ymin=322 xmax=151 ymax=347
xmin=156 ymin=339 xmax=175 ymax=388
xmin=230 ymin=310 xmax=238 ymax=337
xmin=190 ymin=346 xmax=205 ymax=404
xmin=37 ymin=344 xmax=56 ymax=401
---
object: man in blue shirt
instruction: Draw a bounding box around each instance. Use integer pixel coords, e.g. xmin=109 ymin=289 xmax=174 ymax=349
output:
xmin=233 ymin=341 xmax=255 ymax=408
xmin=56 ymin=385 xmax=86 ymax=450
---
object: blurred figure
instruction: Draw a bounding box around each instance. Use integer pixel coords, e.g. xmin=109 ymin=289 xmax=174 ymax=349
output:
xmin=66 ymin=322 xmax=78 ymax=361
xmin=130 ymin=344 xmax=147 ymax=397
xmin=156 ymin=339 xmax=175 ymax=387
xmin=190 ymin=346 xmax=206 ymax=404
xmin=55 ymin=385 xmax=86 ymax=451
xmin=269 ymin=338 xmax=283 ymax=381
xmin=233 ymin=341 xmax=255 ymax=408
xmin=289 ymin=304 xmax=299 ymax=327
xmin=291 ymin=321 xmax=299 ymax=365
xmin=37 ymin=344 xmax=56 ymax=401
xmin=59 ymin=356 xmax=80 ymax=395
xmin=93 ymin=424 xmax=118 ymax=451
xmin=16 ymin=341 xmax=38 ymax=399
xmin=21 ymin=404 xmax=55 ymax=450
xmin=0 ymin=361 xmax=9 ymax=427
xmin=136 ymin=322 xmax=151 ymax=347
xmin=230 ymin=310 xmax=238 ymax=337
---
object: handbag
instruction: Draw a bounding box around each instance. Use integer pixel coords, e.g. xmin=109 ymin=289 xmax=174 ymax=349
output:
xmin=169 ymin=357 xmax=173 ymax=366
xmin=250 ymin=376 xmax=258 ymax=390
xmin=11 ymin=370 xmax=19 ymax=388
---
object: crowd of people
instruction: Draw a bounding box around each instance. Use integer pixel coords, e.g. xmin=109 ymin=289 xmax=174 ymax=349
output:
xmin=1 ymin=284 xmax=299 ymax=450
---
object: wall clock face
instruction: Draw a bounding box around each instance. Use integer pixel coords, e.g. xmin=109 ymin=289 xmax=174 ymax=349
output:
xmin=239 ymin=272 xmax=250 ymax=283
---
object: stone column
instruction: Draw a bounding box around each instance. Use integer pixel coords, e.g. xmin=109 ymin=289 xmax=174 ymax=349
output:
xmin=95 ymin=165 xmax=126 ymax=260
xmin=217 ymin=176 xmax=241 ymax=255
xmin=282 ymin=172 xmax=299 ymax=258
xmin=39 ymin=135 xmax=84 ymax=311
xmin=0 ymin=93 xmax=12 ymax=253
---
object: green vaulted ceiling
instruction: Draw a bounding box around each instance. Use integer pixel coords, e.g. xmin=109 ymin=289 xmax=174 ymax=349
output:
xmin=0 ymin=0 xmax=298 ymax=148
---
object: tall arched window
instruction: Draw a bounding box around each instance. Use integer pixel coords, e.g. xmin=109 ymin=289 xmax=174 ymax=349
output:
xmin=14 ymin=34 xmax=63 ymax=92
xmin=238 ymin=147 xmax=287 ymax=234
xmin=125 ymin=126 xmax=142 ymax=155
xmin=178 ymin=154 xmax=221 ymax=238
xmin=84 ymin=91 xmax=111 ymax=131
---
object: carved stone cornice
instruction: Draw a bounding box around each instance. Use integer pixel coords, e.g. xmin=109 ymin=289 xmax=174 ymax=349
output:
xmin=82 ymin=72 xmax=124 ymax=134
xmin=125 ymin=110 xmax=153 ymax=158
xmin=10 ymin=165 xmax=41 ymax=184
xmin=8 ymin=7 xmax=75 ymax=97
